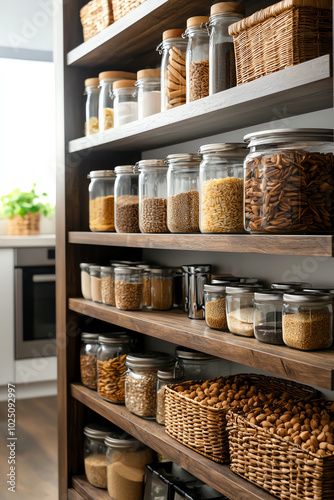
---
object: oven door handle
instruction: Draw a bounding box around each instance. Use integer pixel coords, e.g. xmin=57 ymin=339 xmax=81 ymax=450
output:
xmin=32 ymin=274 xmax=56 ymax=283
xmin=15 ymin=268 xmax=24 ymax=360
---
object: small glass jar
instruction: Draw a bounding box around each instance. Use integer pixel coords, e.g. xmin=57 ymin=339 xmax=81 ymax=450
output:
xmin=138 ymin=160 xmax=169 ymax=233
xmin=166 ymin=153 xmax=200 ymax=233
xmin=80 ymin=332 xmax=99 ymax=389
xmin=89 ymin=265 xmax=102 ymax=303
xmin=175 ymin=347 xmax=220 ymax=381
xmin=88 ymin=170 xmax=116 ymax=232
xmin=136 ymin=69 xmax=161 ymax=119
xmin=150 ymin=267 xmax=174 ymax=310
xmin=114 ymin=165 xmax=139 ymax=233
xmin=184 ymin=16 xmax=209 ymax=103
xmin=156 ymin=368 xmax=183 ymax=425
xmin=208 ymin=2 xmax=245 ymax=95
xmin=80 ymin=262 xmax=97 ymax=300
xmin=226 ymin=285 xmax=262 ymax=337
xmin=199 ymin=143 xmax=247 ymax=233
xmin=84 ymin=78 xmax=100 ymax=135
xmin=283 ymin=292 xmax=333 ymax=351
xmin=158 ymin=29 xmax=187 ymax=111
xmin=244 ymin=129 xmax=334 ymax=234
xmin=113 ymin=80 xmax=138 ymax=127
xmin=125 ymin=352 xmax=175 ymax=418
xmin=114 ymin=266 xmax=144 ymax=310
xmin=97 ymin=333 xmax=132 ymax=403
xmin=271 ymin=282 xmax=312 ymax=290
xmin=84 ymin=423 xmax=111 ymax=489
xmin=100 ymin=266 xmax=115 ymax=306
xmin=204 ymin=284 xmax=228 ymax=331
xmin=254 ymin=290 xmax=286 ymax=345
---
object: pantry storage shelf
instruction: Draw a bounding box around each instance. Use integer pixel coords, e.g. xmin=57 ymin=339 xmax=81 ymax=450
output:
xmin=69 ymin=298 xmax=334 ymax=390
xmin=71 ymin=476 xmax=110 ymax=500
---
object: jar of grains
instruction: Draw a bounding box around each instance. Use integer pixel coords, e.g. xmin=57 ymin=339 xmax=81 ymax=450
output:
xmin=150 ymin=267 xmax=174 ymax=310
xmin=204 ymin=283 xmax=228 ymax=331
xmin=113 ymin=80 xmax=138 ymax=127
xmin=89 ymin=265 xmax=102 ymax=303
xmin=84 ymin=78 xmax=100 ymax=135
xmin=88 ymin=170 xmax=116 ymax=232
xmin=226 ymin=284 xmax=262 ymax=337
xmin=243 ymin=128 xmax=334 ymax=233
xmin=136 ymin=69 xmax=161 ymax=119
xmin=156 ymin=367 xmax=183 ymax=425
xmin=199 ymin=143 xmax=247 ymax=233
xmin=80 ymin=332 xmax=99 ymax=390
xmin=84 ymin=423 xmax=112 ymax=489
xmin=97 ymin=333 xmax=132 ymax=403
xmin=158 ymin=29 xmax=187 ymax=111
xmin=100 ymin=266 xmax=115 ymax=306
xmin=114 ymin=266 xmax=144 ymax=310
xmin=184 ymin=16 xmax=209 ymax=103
xmin=271 ymin=282 xmax=312 ymax=291
xmin=105 ymin=432 xmax=154 ymax=500
xmin=125 ymin=352 xmax=175 ymax=418
xmin=253 ymin=290 xmax=288 ymax=345
xmin=138 ymin=160 xmax=169 ymax=233
xmin=166 ymin=153 xmax=200 ymax=233
xmin=80 ymin=262 xmax=97 ymax=300
xmin=114 ymin=165 xmax=140 ymax=233
xmin=175 ymin=346 xmax=220 ymax=381
xmin=283 ymin=292 xmax=333 ymax=351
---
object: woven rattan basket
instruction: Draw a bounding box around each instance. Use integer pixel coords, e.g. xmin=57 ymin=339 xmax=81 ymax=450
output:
xmin=111 ymin=0 xmax=146 ymax=22
xmin=7 ymin=213 xmax=40 ymax=236
xmin=228 ymin=0 xmax=332 ymax=85
xmin=80 ymin=0 xmax=114 ymax=42
xmin=164 ymin=374 xmax=318 ymax=464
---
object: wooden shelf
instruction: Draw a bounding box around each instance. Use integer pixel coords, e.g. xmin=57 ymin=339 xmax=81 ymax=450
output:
xmin=68 ymin=56 xmax=332 ymax=153
xmin=71 ymin=476 xmax=110 ymax=500
xmin=69 ymin=299 xmax=334 ymax=390
xmin=71 ymin=383 xmax=275 ymax=500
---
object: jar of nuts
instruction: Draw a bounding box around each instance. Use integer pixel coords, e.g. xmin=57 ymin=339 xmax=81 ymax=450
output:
xmin=138 ymin=160 xmax=169 ymax=233
xmin=88 ymin=170 xmax=116 ymax=232
xmin=204 ymin=283 xmax=228 ymax=331
xmin=184 ymin=16 xmax=209 ymax=103
xmin=114 ymin=266 xmax=144 ymax=311
xmin=84 ymin=423 xmax=113 ymax=489
xmin=114 ymin=165 xmax=140 ymax=234
xmin=175 ymin=347 xmax=220 ymax=381
xmin=226 ymin=284 xmax=262 ymax=337
xmin=80 ymin=332 xmax=99 ymax=390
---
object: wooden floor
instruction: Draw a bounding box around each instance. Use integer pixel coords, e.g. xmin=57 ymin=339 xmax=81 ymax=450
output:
xmin=0 ymin=396 xmax=58 ymax=500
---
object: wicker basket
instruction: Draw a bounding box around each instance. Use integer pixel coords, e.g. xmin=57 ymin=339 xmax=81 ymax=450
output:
xmin=164 ymin=374 xmax=318 ymax=464
xmin=80 ymin=0 xmax=114 ymax=42
xmin=228 ymin=0 xmax=332 ymax=85
xmin=7 ymin=213 xmax=40 ymax=236
xmin=111 ymin=0 xmax=146 ymax=22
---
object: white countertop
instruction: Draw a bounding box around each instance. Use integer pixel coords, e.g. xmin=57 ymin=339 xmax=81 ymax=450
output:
xmin=0 ymin=234 xmax=55 ymax=248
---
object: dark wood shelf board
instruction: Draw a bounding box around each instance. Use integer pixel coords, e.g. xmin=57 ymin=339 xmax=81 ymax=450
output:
xmin=71 ymin=384 xmax=275 ymax=500
xmin=72 ymin=477 xmax=110 ymax=500
xmin=69 ymin=299 xmax=334 ymax=390
xmin=68 ymin=56 xmax=332 ymax=153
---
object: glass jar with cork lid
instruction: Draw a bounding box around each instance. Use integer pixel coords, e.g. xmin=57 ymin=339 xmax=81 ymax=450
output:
xmin=138 ymin=160 xmax=169 ymax=233
xmin=98 ymin=71 xmax=136 ymax=131
xmin=84 ymin=78 xmax=100 ymax=135
xmin=136 ymin=69 xmax=161 ymax=119
xmin=88 ymin=170 xmax=116 ymax=232
xmin=114 ymin=165 xmax=139 ymax=233
xmin=113 ymin=80 xmax=138 ymax=127
xmin=184 ymin=16 xmax=210 ymax=103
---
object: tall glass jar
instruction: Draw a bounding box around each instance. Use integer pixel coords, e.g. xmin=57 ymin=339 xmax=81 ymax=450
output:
xmin=226 ymin=284 xmax=262 ymax=337
xmin=89 ymin=265 xmax=102 ymax=303
xmin=184 ymin=16 xmax=209 ymax=103
xmin=138 ymin=160 xmax=169 ymax=233
xmin=84 ymin=78 xmax=100 ymax=135
xmin=80 ymin=262 xmax=97 ymax=300
xmin=199 ymin=143 xmax=247 ymax=233
xmin=175 ymin=347 xmax=220 ymax=380
xmin=113 ymin=80 xmax=138 ymax=127
xmin=166 ymin=153 xmax=200 ymax=233
xmin=208 ymin=2 xmax=245 ymax=95
xmin=88 ymin=170 xmax=115 ymax=232
xmin=84 ymin=423 xmax=112 ymax=489
xmin=158 ymin=29 xmax=187 ymax=111
xmin=114 ymin=165 xmax=139 ymax=233
xmin=204 ymin=284 xmax=228 ymax=331
xmin=80 ymin=332 xmax=99 ymax=389
xmin=156 ymin=367 xmax=183 ymax=425
xmin=136 ymin=69 xmax=161 ymax=119
xmin=254 ymin=290 xmax=286 ymax=345
xmin=114 ymin=266 xmax=144 ymax=310
xmin=244 ymin=129 xmax=334 ymax=233
xmin=150 ymin=267 xmax=174 ymax=310
xmin=100 ymin=266 xmax=115 ymax=306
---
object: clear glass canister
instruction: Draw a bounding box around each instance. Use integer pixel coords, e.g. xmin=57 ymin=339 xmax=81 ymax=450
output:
xmin=80 ymin=262 xmax=97 ymax=300
xmin=226 ymin=285 xmax=262 ymax=337
xmin=138 ymin=160 xmax=169 ymax=233
xmin=199 ymin=143 xmax=247 ymax=233
xmin=282 ymin=292 xmax=333 ymax=350
xmin=125 ymin=352 xmax=175 ymax=418
xmin=175 ymin=347 xmax=220 ymax=381
xmin=114 ymin=266 xmax=144 ymax=310
xmin=89 ymin=265 xmax=102 ymax=303
xmin=156 ymin=367 xmax=183 ymax=425
xmin=158 ymin=30 xmax=187 ymax=111
xmin=88 ymin=170 xmax=115 ymax=232
xmin=184 ymin=16 xmax=209 ymax=103
xmin=254 ymin=290 xmax=286 ymax=345
xmin=84 ymin=423 xmax=111 ymax=489
xmin=150 ymin=267 xmax=174 ymax=310
xmin=208 ymin=2 xmax=245 ymax=95
xmin=166 ymin=153 xmax=200 ymax=233
xmin=84 ymin=78 xmax=100 ymax=135
xmin=204 ymin=284 xmax=228 ymax=331
xmin=80 ymin=332 xmax=99 ymax=389
xmin=271 ymin=282 xmax=312 ymax=291
xmin=244 ymin=129 xmax=334 ymax=233
xmin=113 ymin=80 xmax=138 ymax=127
xmin=136 ymin=69 xmax=161 ymax=119
xmin=114 ymin=165 xmax=139 ymax=233
xmin=100 ymin=266 xmax=115 ymax=306
xmin=97 ymin=333 xmax=132 ymax=403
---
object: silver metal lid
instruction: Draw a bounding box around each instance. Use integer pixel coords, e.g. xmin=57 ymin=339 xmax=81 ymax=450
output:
xmin=244 ymin=128 xmax=333 ymax=147
xmin=98 ymin=333 xmax=132 ymax=344
xmin=204 ymin=284 xmax=227 ymax=292
xmin=283 ymin=291 xmax=333 ymax=302
xmin=157 ymin=367 xmax=183 ymax=380
xmin=114 ymin=266 xmax=144 ymax=274
xmin=303 ymin=287 xmax=334 ymax=295
xmin=175 ymin=347 xmax=217 ymax=360
xmin=125 ymin=352 xmax=175 ymax=369
xmin=100 ymin=266 xmax=114 ymax=273
xmin=199 ymin=143 xmax=246 ymax=154
xmin=181 ymin=264 xmax=211 ymax=274
xmin=88 ymin=170 xmax=116 ymax=179
xmin=254 ymin=290 xmax=286 ymax=301
xmin=81 ymin=332 xmax=100 ymax=342
xmin=80 ymin=262 xmax=97 ymax=270
xmin=226 ymin=284 xmax=262 ymax=294
xmin=89 ymin=265 xmax=101 ymax=272
xmin=104 ymin=431 xmax=139 ymax=449
xmin=114 ymin=165 xmax=136 ymax=174
xmin=271 ymin=282 xmax=311 ymax=290
xmin=84 ymin=423 xmax=113 ymax=440
xmin=136 ymin=159 xmax=167 ymax=169
xmin=166 ymin=153 xmax=201 ymax=166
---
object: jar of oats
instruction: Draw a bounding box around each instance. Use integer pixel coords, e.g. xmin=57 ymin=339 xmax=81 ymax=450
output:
xmin=114 ymin=267 xmax=144 ymax=310
xmin=84 ymin=423 xmax=113 ymax=489
xmin=204 ymin=283 xmax=228 ymax=331
xmin=88 ymin=170 xmax=116 ymax=231
xmin=80 ymin=332 xmax=99 ymax=390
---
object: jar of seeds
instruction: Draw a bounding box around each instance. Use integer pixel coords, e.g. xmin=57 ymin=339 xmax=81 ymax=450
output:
xmin=100 ymin=266 xmax=115 ymax=306
xmin=204 ymin=283 xmax=228 ymax=331
xmin=138 ymin=160 xmax=169 ymax=233
xmin=114 ymin=165 xmax=139 ymax=233
xmin=184 ymin=16 xmax=209 ymax=103
xmin=114 ymin=267 xmax=144 ymax=310
xmin=80 ymin=332 xmax=99 ymax=390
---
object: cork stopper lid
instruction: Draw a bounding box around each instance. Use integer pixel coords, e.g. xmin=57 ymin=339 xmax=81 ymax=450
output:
xmin=85 ymin=77 xmax=99 ymax=87
xmin=163 ymin=29 xmax=184 ymax=40
xmin=210 ymin=2 xmax=245 ymax=16
xmin=113 ymin=79 xmax=137 ymax=89
xmin=137 ymin=68 xmax=161 ymax=79
xmin=187 ymin=16 xmax=209 ymax=28
xmin=99 ymin=71 xmax=136 ymax=81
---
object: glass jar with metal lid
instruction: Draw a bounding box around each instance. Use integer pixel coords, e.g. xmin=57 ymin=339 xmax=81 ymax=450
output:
xmin=100 ymin=266 xmax=115 ymax=306
xmin=204 ymin=283 xmax=228 ymax=331
xmin=80 ymin=262 xmax=97 ymax=300
xmin=84 ymin=423 xmax=113 ymax=489
xmin=138 ymin=160 xmax=169 ymax=233
xmin=136 ymin=69 xmax=161 ymax=119
xmin=244 ymin=129 xmax=334 ymax=234
xmin=88 ymin=170 xmax=116 ymax=232
xmin=114 ymin=267 xmax=144 ymax=311
xmin=199 ymin=143 xmax=247 ymax=233
xmin=114 ymin=165 xmax=139 ymax=233
xmin=113 ymin=80 xmax=138 ymax=127
xmin=226 ymin=284 xmax=262 ymax=337
xmin=282 ymin=292 xmax=333 ymax=351
xmin=254 ymin=290 xmax=289 ymax=345
xmin=271 ymin=282 xmax=312 ymax=291
xmin=156 ymin=367 xmax=183 ymax=425
xmin=125 ymin=352 xmax=175 ymax=418
xmin=175 ymin=347 xmax=220 ymax=380
xmin=166 ymin=153 xmax=201 ymax=233
xmin=80 ymin=332 xmax=99 ymax=389
xmin=89 ymin=265 xmax=102 ymax=303
xmin=84 ymin=78 xmax=100 ymax=135
xmin=184 ymin=16 xmax=209 ymax=103
xmin=150 ymin=267 xmax=174 ymax=310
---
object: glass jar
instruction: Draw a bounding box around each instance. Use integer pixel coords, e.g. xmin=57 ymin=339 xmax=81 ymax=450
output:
xmin=136 ymin=69 xmax=161 ymax=119
xmin=208 ymin=2 xmax=245 ymax=95
xmin=175 ymin=347 xmax=220 ymax=381
xmin=105 ymin=432 xmax=154 ymax=500
xmin=125 ymin=352 xmax=175 ymax=418
xmin=100 ymin=266 xmax=115 ymax=306
xmin=80 ymin=332 xmax=99 ymax=389
xmin=244 ymin=129 xmax=334 ymax=233
xmin=150 ymin=267 xmax=174 ymax=310
xmin=84 ymin=423 xmax=111 ymax=489
xmin=113 ymin=80 xmax=138 ymax=127
xmin=166 ymin=153 xmax=200 ymax=233
xmin=98 ymin=71 xmax=136 ymax=132
xmin=114 ymin=266 xmax=144 ymax=310
xmin=204 ymin=284 xmax=228 ymax=331
xmin=114 ymin=165 xmax=139 ymax=233
xmin=254 ymin=290 xmax=286 ymax=345
xmin=88 ymin=170 xmax=115 ymax=232
xmin=283 ymin=292 xmax=333 ymax=351
xmin=80 ymin=262 xmax=97 ymax=300
xmin=138 ymin=160 xmax=169 ymax=233
xmin=226 ymin=285 xmax=262 ymax=337
xmin=271 ymin=282 xmax=312 ymax=290
xmin=97 ymin=333 xmax=132 ymax=403
xmin=142 ymin=269 xmax=151 ymax=308
xmin=84 ymin=78 xmax=100 ymax=135
xmin=89 ymin=265 xmax=102 ymax=303
xmin=199 ymin=143 xmax=247 ymax=233
xmin=156 ymin=368 xmax=183 ymax=425
xmin=184 ymin=16 xmax=209 ymax=103
xmin=158 ymin=29 xmax=187 ymax=111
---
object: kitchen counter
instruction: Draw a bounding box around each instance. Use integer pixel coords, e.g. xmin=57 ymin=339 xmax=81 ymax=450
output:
xmin=0 ymin=234 xmax=55 ymax=247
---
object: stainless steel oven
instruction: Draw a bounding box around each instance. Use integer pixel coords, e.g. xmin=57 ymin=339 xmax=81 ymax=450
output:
xmin=14 ymin=247 xmax=56 ymax=360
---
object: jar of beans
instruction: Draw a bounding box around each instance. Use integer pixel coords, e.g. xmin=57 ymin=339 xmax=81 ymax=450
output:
xmin=184 ymin=16 xmax=209 ymax=103
xmin=88 ymin=170 xmax=116 ymax=232
xmin=204 ymin=283 xmax=228 ymax=331
xmin=80 ymin=332 xmax=99 ymax=390
xmin=114 ymin=165 xmax=139 ymax=233
xmin=138 ymin=160 xmax=169 ymax=233
xmin=114 ymin=267 xmax=144 ymax=311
